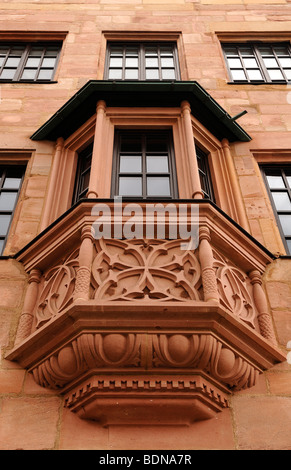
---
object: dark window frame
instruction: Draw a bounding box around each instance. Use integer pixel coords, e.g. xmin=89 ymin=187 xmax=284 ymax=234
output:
xmin=104 ymin=42 xmax=181 ymax=81
xmin=111 ymin=129 xmax=179 ymax=200
xmin=261 ymin=165 xmax=291 ymax=255
xmin=222 ymin=42 xmax=291 ymax=84
xmin=196 ymin=145 xmax=215 ymax=202
xmin=0 ymin=42 xmax=61 ymax=83
xmin=72 ymin=143 xmax=93 ymax=204
xmin=0 ymin=165 xmax=25 ymax=255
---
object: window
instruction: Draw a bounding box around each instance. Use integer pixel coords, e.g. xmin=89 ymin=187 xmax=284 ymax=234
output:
xmin=222 ymin=43 xmax=291 ymax=83
xmin=105 ymin=43 xmax=180 ymax=81
xmin=262 ymin=166 xmax=291 ymax=254
xmin=0 ymin=166 xmax=25 ymax=254
xmin=0 ymin=42 xmax=61 ymax=82
xmin=111 ymin=130 xmax=178 ymax=199
xmin=73 ymin=143 xmax=93 ymax=204
xmin=196 ymin=146 xmax=214 ymax=201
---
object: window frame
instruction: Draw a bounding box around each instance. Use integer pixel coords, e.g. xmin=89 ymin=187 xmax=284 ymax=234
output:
xmin=72 ymin=142 xmax=93 ymax=204
xmin=261 ymin=165 xmax=291 ymax=255
xmin=196 ymin=145 xmax=215 ymax=202
xmin=222 ymin=42 xmax=291 ymax=84
xmin=0 ymin=41 xmax=62 ymax=83
xmin=104 ymin=42 xmax=181 ymax=81
xmin=0 ymin=165 xmax=25 ymax=255
xmin=111 ymin=129 xmax=179 ymax=200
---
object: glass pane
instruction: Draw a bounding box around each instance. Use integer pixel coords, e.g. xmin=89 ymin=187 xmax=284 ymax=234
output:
xmin=0 ymin=214 xmax=11 ymax=236
xmin=160 ymin=47 xmax=173 ymax=56
xmin=120 ymin=156 xmax=142 ymax=173
xmin=279 ymin=214 xmax=291 ymax=236
xmin=266 ymin=174 xmax=285 ymax=189
xmin=120 ymin=135 xmax=142 ymax=152
xmin=228 ymin=58 xmax=242 ymax=68
xmin=145 ymin=47 xmax=158 ymax=56
xmin=108 ymin=68 xmax=122 ymax=79
xmin=224 ymin=47 xmax=237 ymax=56
xmin=110 ymin=47 xmax=123 ymax=56
xmin=263 ymin=58 xmax=278 ymax=68
xmin=45 ymin=48 xmax=59 ymax=57
xmin=247 ymin=69 xmax=263 ymax=80
xmin=146 ymin=135 xmax=168 ymax=152
xmin=268 ymin=69 xmax=284 ymax=80
xmin=284 ymin=69 xmax=291 ymax=80
xmin=239 ymin=46 xmax=253 ymax=56
xmin=146 ymin=156 xmax=169 ymax=173
xmin=125 ymin=57 xmax=138 ymax=67
xmin=146 ymin=68 xmax=159 ymax=79
xmin=125 ymin=48 xmax=138 ymax=56
xmin=119 ymin=177 xmax=142 ymax=196
xmin=38 ymin=69 xmax=54 ymax=80
xmin=0 ymin=57 xmax=5 ymax=66
xmin=279 ymin=58 xmax=291 ymax=68
xmin=0 ymin=239 xmax=4 ymax=255
xmin=147 ymin=176 xmax=170 ymax=196
xmin=3 ymin=174 xmax=22 ymax=189
xmin=286 ymin=175 xmax=291 ymax=187
xmin=243 ymin=58 xmax=258 ymax=68
xmin=258 ymin=46 xmax=273 ymax=56
xmin=26 ymin=57 xmax=41 ymax=67
xmin=231 ymin=69 xmax=247 ymax=80
xmin=80 ymin=171 xmax=90 ymax=193
xmin=145 ymin=57 xmax=158 ymax=67
xmin=161 ymin=57 xmax=174 ymax=67
xmin=6 ymin=57 xmax=21 ymax=67
xmin=286 ymin=239 xmax=291 ymax=254
xmin=0 ymin=192 xmax=18 ymax=211
xmin=124 ymin=68 xmax=138 ymax=79
xmin=272 ymin=192 xmax=291 ymax=211
xmin=21 ymin=68 xmax=37 ymax=80
xmin=10 ymin=47 xmax=25 ymax=56
xmin=0 ymin=68 xmax=16 ymax=79
xmin=29 ymin=47 xmax=43 ymax=57
xmin=42 ymin=57 xmax=56 ymax=67
xmin=161 ymin=68 xmax=175 ymax=79
xmin=274 ymin=46 xmax=289 ymax=56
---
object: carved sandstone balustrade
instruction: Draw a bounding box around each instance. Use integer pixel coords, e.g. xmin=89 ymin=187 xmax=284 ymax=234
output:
xmin=8 ymin=200 xmax=285 ymax=425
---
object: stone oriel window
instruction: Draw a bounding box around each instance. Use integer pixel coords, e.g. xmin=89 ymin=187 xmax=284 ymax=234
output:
xmin=0 ymin=42 xmax=61 ymax=82
xmin=0 ymin=166 xmax=25 ymax=254
xmin=222 ymin=42 xmax=291 ymax=83
xmin=104 ymin=42 xmax=180 ymax=81
xmin=110 ymin=130 xmax=178 ymax=199
xmin=261 ymin=165 xmax=291 ymax=254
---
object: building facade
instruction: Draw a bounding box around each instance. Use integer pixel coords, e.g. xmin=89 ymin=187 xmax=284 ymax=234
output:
xmin=0 ymin=0 xmax=291 ymax=450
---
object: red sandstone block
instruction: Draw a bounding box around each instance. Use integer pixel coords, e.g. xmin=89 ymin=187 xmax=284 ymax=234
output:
xmin=266 ymin=372 xmax=291 ymax=395
xmin=0 ymin=397 xmax=60 ymax=450
xmin=266 ymin=282 xmax=291 ymax=310
xmin=0 ymin=369 xmax=25 ymax=393
xmin=272 ymin=310 xmax=291 ymax=347
xmin=232 ymin=396 xmax=291 ymax=450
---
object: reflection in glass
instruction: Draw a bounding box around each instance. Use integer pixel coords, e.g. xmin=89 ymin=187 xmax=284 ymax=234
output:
xmin=266 ymin=175 xmax=285 ymax=189
xmin=279 ymin=214 xmax=291 ymax=236
xmin=268 ymin=69 xmax=284 ymax=80
xmin=119 ymin=177 xmax=142 ymax=196
xmin=247 ymin=69 xmax=263 ymax=80
xmin=0 ymin=192 xmax=18 ymax=211
xmin=231 ymin=69 xmax=246 ymax=80
xmin=147 ymin=177 xmax=170 ymax=196
xmin=272 ymin=192 xmax=291 ymax=211
xmin=0 ymin=214 xmax=11 ymax=236
xmin=146 ymin=156 xmax=169 ymax=173
xmin=120 ymin=156 xmax=142 ymax=173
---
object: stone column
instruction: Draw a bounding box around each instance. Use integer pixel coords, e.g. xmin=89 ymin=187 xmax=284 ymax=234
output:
xmin=40 ymin=137 xmax=64 ymax=231
xmin=74 ymin=226 xmax=95 ymax=301
xmin=87 ymin=100 xmax=107 ymax=198
xmin=181 ymin=101 xmax=204 ymax=199
xmin=199 ymin=226 xmax=219 ymax=302
xmin=15 ymin=268 xmax=42 ymax=345
xmin=249 ymin=270 xmax=277 ymax=344
xmin=221 ymin=138 xmax=249 ymax=231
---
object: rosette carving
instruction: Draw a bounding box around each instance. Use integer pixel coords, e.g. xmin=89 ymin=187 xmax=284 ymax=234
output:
xmin=152 ymin=333 xmax=259 ymax=391
xmin=91 ymin=238 xmax=202 ymax=301
xmin=32 ymin=333 xmax=142 ymax=389
xmin=35 ymin=249 xmax=79 ymax=328
xmin=212 ymin=249 xmax=257 ymax=329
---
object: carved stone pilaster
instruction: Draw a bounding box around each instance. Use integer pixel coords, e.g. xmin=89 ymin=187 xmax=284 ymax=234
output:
xmin=199 ymin=226 xmax=219 ymax=302
xmin=74 ymin=226 xmax=95 ymax=301
xmin=249 ymin=270 xmax=277 ymax=344
xmin=15 ymin=268 xmax=42 ymax=345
